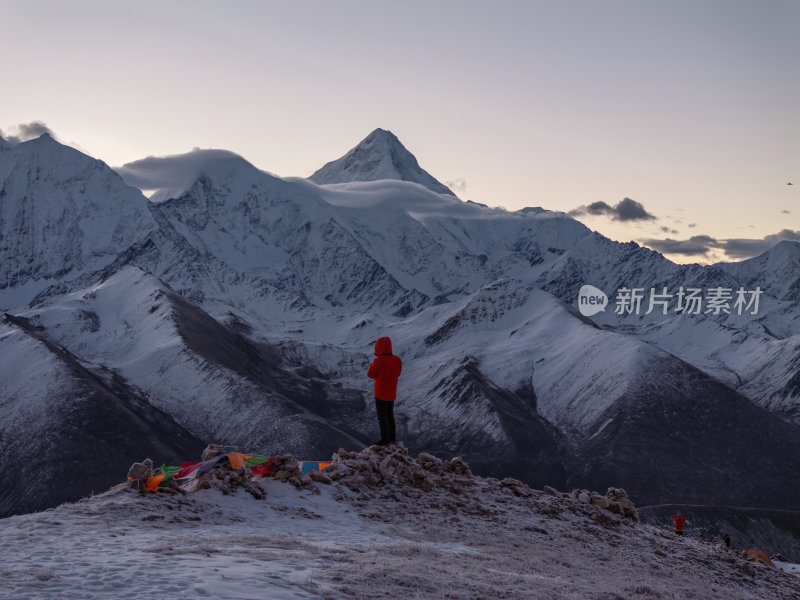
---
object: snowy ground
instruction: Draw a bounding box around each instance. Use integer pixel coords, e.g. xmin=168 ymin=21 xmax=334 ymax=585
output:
xmin=775 ymin=561 xmax=800 ymax=578
xmin=1 ymin=468 xmax=798 ymax=599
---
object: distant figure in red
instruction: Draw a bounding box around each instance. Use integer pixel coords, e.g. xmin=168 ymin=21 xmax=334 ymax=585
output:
xmin=673 ymin=512 xmax=686 ymax=536
xmin=367 ymin=336 xmax=402 ymax=446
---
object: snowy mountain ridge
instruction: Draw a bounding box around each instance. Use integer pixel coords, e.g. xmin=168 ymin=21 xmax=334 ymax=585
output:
xmin=1 ymin=130 xmax=799 ymax=520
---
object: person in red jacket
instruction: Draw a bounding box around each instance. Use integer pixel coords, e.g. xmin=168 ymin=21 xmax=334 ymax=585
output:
xmin=367 ymin=336 xmax=402 ymax=446
xmin=673 ymin=512 xmax=686 ymax=536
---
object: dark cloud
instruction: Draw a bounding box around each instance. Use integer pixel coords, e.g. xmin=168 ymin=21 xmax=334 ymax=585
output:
xmin=581 ymin=201 xmax=614 ymax=216
xmin=783 ymin=209 xmax=791 ymax=214
xmin=660 ymin=226 xmax=679 ymax=234
xmin=688 ymin=223 xmax=697 ymax=228
xmin=569 ymin=197 xmax=655 ymax=221
xmin=616 ymin=197 xmax=655 ymax=221
xmin=642 ymin=229 xmax=800 ymax=260
xmin=720 ymin=229 xmax=800 ymax=260
xmin=0 ymin=121 xmax=56 ymax=145
xmin=642 ymin=235 xmax=717 ymax=256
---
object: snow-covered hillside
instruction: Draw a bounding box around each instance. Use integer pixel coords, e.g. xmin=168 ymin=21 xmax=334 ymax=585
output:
xmin=0 ymin=309 xmax=204 ymax=517
xmin=1 ymin=445 xmax=798 ymax=600
xmin=20 ymin=267 xmax=366 ymax=456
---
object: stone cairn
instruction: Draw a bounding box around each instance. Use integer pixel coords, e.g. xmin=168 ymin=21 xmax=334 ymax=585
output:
xmin=132 ymin=442 xmax=639 ymax=528
xmin=126 ymin=458 xmax=153 ymax=491
xmin=197 ymin=443 xmax=355 ymax=499
xmin=134 ymin=442 xmax=474 ymax=500
xmin=128 ymin=444 xmax=321 ymax=500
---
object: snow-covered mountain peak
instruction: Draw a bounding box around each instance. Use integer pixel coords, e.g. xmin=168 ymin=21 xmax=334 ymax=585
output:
xmin=309 ymin=128 xmax=456 ymax=196
xmin=763 ymin=240 xmax=800 ymax=264
xmin=0 ymin=135 xmax=156 ymax=310
xmin=0 ymin=132 xmax=51 ymax=151
xmin=7 ymin=131 xmax=93 ymax=169
xmin=715 ymin=240 xmax=800 ymax=303
xmin=718 ymin=240 xmax=800 ymax=268
xmin=368 ymin=127 xmax=395 ymax=140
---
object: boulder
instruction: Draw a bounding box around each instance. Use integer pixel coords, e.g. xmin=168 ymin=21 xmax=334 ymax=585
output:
xmin=543 ymin=485 xmax=561 ymax=497
xmin=309 ymin=471 xmax=332 ymax=484
xmin=201 ymin=444 xmax=225 ymax=461
xmin=126 ymin=458 xmax=153 ymax=490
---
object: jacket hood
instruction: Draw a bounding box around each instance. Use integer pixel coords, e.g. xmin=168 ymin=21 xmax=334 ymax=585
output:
xmin=374 ymin=336 xmax=393 ymax=356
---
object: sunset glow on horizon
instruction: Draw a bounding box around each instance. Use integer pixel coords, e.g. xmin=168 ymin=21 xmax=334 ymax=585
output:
xmin=2 ymin=0 xmax=797 ymax=264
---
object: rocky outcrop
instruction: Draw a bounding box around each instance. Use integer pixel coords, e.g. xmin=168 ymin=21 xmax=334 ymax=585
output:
xmin=569 ymin=486 xmax=639 ymax=521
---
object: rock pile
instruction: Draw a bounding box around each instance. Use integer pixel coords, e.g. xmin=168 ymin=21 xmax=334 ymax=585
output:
xmin=267 ymin=455 xmax=321 ymax=493
xmin=126 ymin=444 xmax=325 ymax=499
xmin=128 ymin=442 xmax=640 ymax=531
xmin=187 ymin=444 xmax=265 ymax=499
xmin=200 ymin=444 xmax=225 ymax=461
xmin=318 ymin=444 xmax=642 ymax=532
xmin=202 ymin=463 xmax=266 ymax=499
xmin=322 ymin=442 xmax=472 ymax=494
xmin=567 ymin=486 xmax=639 ymax=521
xmin=126 ymin=458 xmax=153 ymax=491
xmin=196 ymin=445 xmax=331 ymax=498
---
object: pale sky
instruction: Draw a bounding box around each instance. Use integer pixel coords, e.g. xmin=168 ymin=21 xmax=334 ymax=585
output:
xmin=1 ymin=0 xmax=797 ymax=263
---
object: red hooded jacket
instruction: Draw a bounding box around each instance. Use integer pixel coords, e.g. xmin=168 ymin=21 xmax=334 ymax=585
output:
xmin=673 ymin=515 xmax=686 ymax=531
xmin=367 ymin=337 xmax=402 ymax=401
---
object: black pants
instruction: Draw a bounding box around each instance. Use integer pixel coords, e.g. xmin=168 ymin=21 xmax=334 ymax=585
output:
xmin=375 ymin=398 xmax=396 ymax=443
